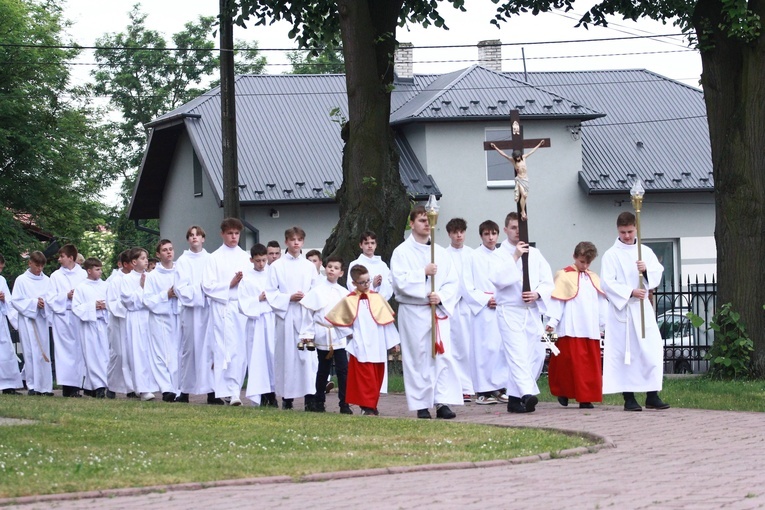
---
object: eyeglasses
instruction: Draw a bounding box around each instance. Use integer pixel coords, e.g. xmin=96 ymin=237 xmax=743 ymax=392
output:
xmin=354 ymin=279 xmax=371 ymax=286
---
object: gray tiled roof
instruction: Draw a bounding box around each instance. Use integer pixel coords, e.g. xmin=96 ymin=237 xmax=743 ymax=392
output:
xmin=391 ymin=65 xmax=603 ymax=124
xmin=505 ymin=70 xmax=712 ymax=194
xmin=131 ymin=74 xmax=442 ymax=218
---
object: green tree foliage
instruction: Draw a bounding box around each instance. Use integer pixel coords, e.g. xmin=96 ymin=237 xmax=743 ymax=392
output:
xmin=288 ymin=46 xmax=345 ymax=74
xmin=0 ymin=0 xmax=119 ymax=281
xmin=91 ymin=5 xmax=266 ymax=265
xmin=236 ymin=0 xmax=765 ymax=370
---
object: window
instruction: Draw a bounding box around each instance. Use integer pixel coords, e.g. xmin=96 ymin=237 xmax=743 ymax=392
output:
xmin=644 ymin=239 xmax=677 ymax=289
xmin=485 ymin=128 xmax=516 ymax=189
xmin=193 ymin=151 xmax=203 ymax=197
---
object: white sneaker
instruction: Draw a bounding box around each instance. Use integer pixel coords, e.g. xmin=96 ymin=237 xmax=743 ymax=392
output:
xmin=140 ymin=392 xmax=155 ymax=401
xmin=476 ymin=395 xmax=498 ymax=405
xmin=230 ymin=396 xmax=242 ymax=406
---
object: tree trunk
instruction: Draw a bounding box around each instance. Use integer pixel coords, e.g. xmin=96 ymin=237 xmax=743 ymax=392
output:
xmin=322 ymin=0 xmax=410 ymax=269
xmin=694 ymin=0 xmax=765 ymax=372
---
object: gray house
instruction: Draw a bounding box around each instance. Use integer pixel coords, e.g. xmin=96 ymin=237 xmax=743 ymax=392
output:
xmin=129 ymin=48 xmax=714 ymax=286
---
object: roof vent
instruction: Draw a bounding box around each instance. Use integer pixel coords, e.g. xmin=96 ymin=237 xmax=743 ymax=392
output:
xmin=682 ymin=172 xmax=691 ymax=177
xmin=526 ymin=99 xmax=535 ymax=104
xmin=266 ymin=183 xmax=276 ymax=189
xmin=515 ymin=105 xmax=525 ymax=110
xmin=411 ymin=178 xmax=419 ymax=183
xmin=600 ymin=173 xmax=610 ymax=179
xmin=254 ymin=190 xmax=264 ymax=195
xmin=424 ymin=184 xmax=432 ymax=189
xmin=431 ymin=107 xmax=441 ymax=111
xmin=283 ymin=189 xmax=293 ymax=195
xmin=700 ymin=177 xmax=709 ymax=182
xmin=459 ymin=106 xmax=469 ymax=111
xmin=488 ymin=105 xmax=497 ymax=110
xmin=617 ymin=179 xmax=627 ymax=185
xmin=590 ymin=179 xmax=599 ymax=185
xmin=553 ymin=98 xmax=563 ymax=104
xmin=295 ymin=181 xmax=305 ymax=187
xmin=626 ymin=173 xmax=636 ymax=178
xmin=571 ymin=104 xmax=581 ymax=110
xmin=442 ymin=100 xmax=451 ymax=105
xmin=654 ymin=172 xmax=664 ymax=178
xmin=544 ymin=105 xmax=553 ymax=110
xmin=645 ymin=179 xmax=654 ymax=184
xmin=324 ymin=180 xmax=334 ymax=186
xmin=672 ymin=178 xmax=682 ymax=183
xmin=470 ymin=100 xmax=480 ymax=105
xmin=636 ymin=141 xmax=644 ymax=148
xmin=312 ymin=187 xmax=323 ymax=193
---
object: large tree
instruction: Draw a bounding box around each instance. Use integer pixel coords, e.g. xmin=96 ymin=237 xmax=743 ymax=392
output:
xmin=236 ymin=0 xmax=765 ymax=371
xmin=0 ymin=0 xmax=118 ymax=279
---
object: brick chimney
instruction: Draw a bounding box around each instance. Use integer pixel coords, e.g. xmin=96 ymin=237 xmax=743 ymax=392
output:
xmin=478 ymin=40 xmax=502 ymax=72
xmin=394 ymin=42 xmax=414 ymax=80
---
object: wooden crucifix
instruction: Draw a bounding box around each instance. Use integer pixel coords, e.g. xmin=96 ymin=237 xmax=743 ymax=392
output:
xmin=483 ymin=109 xmax=550 ymax=292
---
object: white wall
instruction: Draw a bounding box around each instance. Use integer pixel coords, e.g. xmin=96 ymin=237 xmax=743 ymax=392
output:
xmin=159 ymin=132 xmax=223 ymax=256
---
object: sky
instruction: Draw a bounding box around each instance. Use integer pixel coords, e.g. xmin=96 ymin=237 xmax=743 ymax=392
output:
xmin=63 ymin=0 xmax=703 ymax=88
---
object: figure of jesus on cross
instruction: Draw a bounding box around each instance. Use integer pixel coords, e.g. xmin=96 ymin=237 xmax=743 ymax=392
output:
xmin=490 ymin=139 xmax=545 ymax=221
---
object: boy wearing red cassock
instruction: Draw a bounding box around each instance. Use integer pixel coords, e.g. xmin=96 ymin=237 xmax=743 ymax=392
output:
xmin=546 ymin=242 xmax=608 ymax=408
xmin=325 ymin=265 xmax=400 ymax=416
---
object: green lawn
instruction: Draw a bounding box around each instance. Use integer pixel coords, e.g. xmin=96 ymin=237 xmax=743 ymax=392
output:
xmin=0 ymin=396 xmax=592 ymax=498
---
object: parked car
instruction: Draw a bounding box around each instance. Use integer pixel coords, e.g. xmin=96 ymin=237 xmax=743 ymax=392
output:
xmin=657 ymin=311 xmax=695 ymax=373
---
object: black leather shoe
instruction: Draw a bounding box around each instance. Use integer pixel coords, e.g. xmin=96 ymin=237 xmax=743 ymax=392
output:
xmin=95 ymin=387 xmax=107 ymax=399
xmin=126 ymin=392 xmax=139 ymax=399
xmin=340 ymin=404 xmax=353 ymax=415
xmin=623 ymin=392 xmax=642 ymax=411
xmin=417 ymin=408 xmax=432 ymax=419
xmin=436 ymin=404 xmax=456 ymax=419
xmin=521 ymin=394 xmax=538 ymax=413
xmin=175 ymin=393 xmax=189 ymax=403
xmin=557 ymin=396 xmax=569 ymax=407
xmin=507 ymin=396 xmax=527 ymax=413
xmin=162 ymin=392 xmax=177 ymax=402
xmin=207 ymin=392 xmax=225 ymax=405
xmin=2 ymin=389 xmax=21 ymax=395
xmin=106 ymin=390 xmax=116 ymax=399
xmin=282 ymin=399 xmax=294 ymax=410
xmin=579 ymin=402 xmax=594 ymax=409
xmin=645 ymin=391 xmax=670 ymax=410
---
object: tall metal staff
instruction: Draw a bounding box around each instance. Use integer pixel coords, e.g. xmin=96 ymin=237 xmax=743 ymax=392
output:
xmin=425 ymin=195 xmax=439 ymax=358
xmin=630 ymin=180 xmax=646 ymax=338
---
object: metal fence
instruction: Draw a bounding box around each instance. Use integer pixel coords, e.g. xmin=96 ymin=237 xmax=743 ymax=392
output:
xmin=653 ymin=275 xmax=716 ymax=374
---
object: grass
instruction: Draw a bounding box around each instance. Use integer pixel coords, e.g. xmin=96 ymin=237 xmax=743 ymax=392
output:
xmin=0 ymin=396 xmax=593 ymax=499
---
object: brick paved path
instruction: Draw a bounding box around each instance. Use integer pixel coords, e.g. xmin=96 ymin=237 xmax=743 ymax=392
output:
xmin=3 ymin=393 xmax=764 ymax=509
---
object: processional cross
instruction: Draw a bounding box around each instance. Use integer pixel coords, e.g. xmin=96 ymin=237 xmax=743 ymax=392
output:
xmin=483 ymin=110 xmax=551 ymax=292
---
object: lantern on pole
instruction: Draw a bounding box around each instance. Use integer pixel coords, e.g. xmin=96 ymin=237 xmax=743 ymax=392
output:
xmin=425 ymin=195 xmax=439 ymax=357
xmin=630 ymin=179 xmax=646 ymax=339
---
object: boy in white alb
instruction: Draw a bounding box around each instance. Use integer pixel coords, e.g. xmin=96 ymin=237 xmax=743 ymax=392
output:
xmin=266 ymin=226 xmax=318 ymax=410
xmin=105 ymin=250 xmax=134 ymax=397
xmin=46 ymin=244 xmax=87 ymax=397
xmin=299 ymin=255 xmax=351 ymax=414
xmin=327 ymin=264 xmax=400 ymax=416
xmin=120 ymin=247 xmax=159 ymax=401
xmin=143 ymin=239 xmax=181 ymax=402
xmin=239 ymin=243 xmax=277 ymax=406
xmin=0 ymin=254 xmax=23 ymax=394
xmin=464 ymin=220 xmax=508 ymax=405
xmin=489 ymin=212 xmax=553 ymax=414
xmin=601 ymin=212 xmax=670 ymax=412
xmin=72 ymin=258 xmax=109 ymax=398
xmin=390 ymin=205 xmax=462 ymax=420
xmin=444 ymin=218 xmax=475 ymax=403
xmin=12 ymin=251 xmax=53 ymax=395
xmin=174 ymin=226 xmax=217 ymax=404
xmin=201 ymin=218 xmax=252 ymax=406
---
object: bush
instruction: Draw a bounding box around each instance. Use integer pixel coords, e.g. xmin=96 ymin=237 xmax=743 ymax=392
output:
xmin=689 ymin=303 xmax=755 ymax=380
